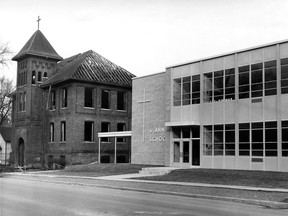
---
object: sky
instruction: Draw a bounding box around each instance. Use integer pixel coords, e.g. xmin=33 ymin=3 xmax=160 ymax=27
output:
xmin=1 ymin=0 xmax=288 ymax=85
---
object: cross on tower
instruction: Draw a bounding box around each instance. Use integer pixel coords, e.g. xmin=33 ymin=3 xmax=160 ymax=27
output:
xmin=37 ymin=16 xmax=41 ymax=30
xmin=138 ymin=88 xmax=151 ymax=142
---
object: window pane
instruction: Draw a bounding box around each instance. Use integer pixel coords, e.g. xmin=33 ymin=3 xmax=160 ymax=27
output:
xmin=203 ymin=73 xmax=212 ymax=103
xmin=173 ymin=78 xmax=181 ymax=106
xmin=225 ymin=131 xmax=235 ymax=142
xmin=239 ymin=130 xmax=249 ymax=142
xmin=252 ymin=130 xmax=263 ymax=142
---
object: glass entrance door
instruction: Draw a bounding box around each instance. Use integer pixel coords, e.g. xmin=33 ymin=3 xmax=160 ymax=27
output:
xmin=183 ymin=141 xmax=190 ymax=164
xmin=192 ymin=139 xmax=200 ymax=166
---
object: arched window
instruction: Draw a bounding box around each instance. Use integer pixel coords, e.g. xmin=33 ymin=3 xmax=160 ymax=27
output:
xmin=43 ymin=72 xmax=48 ymax=78
xmin=38 ymin=71 xmax=42 ymax=82
xmin=32 ymin=71 xmax=36 ymax=84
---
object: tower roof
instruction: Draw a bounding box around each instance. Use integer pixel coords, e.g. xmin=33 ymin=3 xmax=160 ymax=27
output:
xmin=41 ymin=50 xmax=135 ymax=88
xmin=12 ymin=30 xmax=62 ymax=61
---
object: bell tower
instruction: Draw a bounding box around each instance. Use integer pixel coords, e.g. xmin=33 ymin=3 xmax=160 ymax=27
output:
xmin=11 ymin=19 xmax=62 ymax=167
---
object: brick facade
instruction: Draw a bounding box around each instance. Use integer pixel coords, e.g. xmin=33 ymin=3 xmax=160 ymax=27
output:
xmin=11 ymin=30 xmax=133 ymax=168
xmin=131 ymin=72 xmax=167 ymax=165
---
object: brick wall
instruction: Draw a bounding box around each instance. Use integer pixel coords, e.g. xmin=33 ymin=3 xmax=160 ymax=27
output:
xmin=131 ymin=72 xmax=167 ymax=165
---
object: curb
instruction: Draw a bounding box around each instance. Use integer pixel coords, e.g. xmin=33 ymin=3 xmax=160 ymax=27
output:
xmin=6 ymin=172 xmax=288 ymax=193
xmin=3 ymin=173 xmax=288 ymax=209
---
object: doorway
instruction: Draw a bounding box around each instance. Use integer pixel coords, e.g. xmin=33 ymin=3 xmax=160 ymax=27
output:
xmin=173 ymin=139 xmax=200 ymax=167
xmin=18 ymin=138 xmax=25 ymax=166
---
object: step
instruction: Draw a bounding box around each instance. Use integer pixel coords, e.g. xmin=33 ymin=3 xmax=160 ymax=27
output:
xmin=139 ymin=167 xmax=180 ymax=176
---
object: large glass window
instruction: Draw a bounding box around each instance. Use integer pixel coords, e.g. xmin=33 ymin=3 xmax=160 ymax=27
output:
xmin=281 ymin=58 xmax=288 ymax=94
xmin=84 ymin=88 xmax=93 ymax=108
xmin=84 ymin=121 xmax=94 ymax=142
xmin=251 ymin=63 xmax=263 ymax=98
xmin=182 ymin=76 xmax=191 ymax=105
xmin=225 ymin=68 xmax=235 ymax=100
xmin=214 ymin=125 xmax=223 ymax=155
xmin=239 ymin=123 xmax=250 ymax=156
xmin=265 ymin=121 xmax=277 ymax=156
xmin=225 ymin=124 xmax=235 ymax=156
xmin=239 ymin=65 xmax=250 ymax=99
xmin=192 ymin=75 xmax=200 ymax=104
xmin=173 ymin=78 xmax=181 ymax=106
xmin=101 ymin=90 xmax=110 ymax=109
xmin=251 ymin=122 xmax=263 ymax=156
xmin=203 ymin=72 xmax=213 ymax=102
xmin=203 ymin=126 xmax=212 ymax=156
xmin=282 ymin=121 xmax=288 ymax=157
xmin=264 ymin=60 xmax=277 ymax=96
xmin=214 ymin=70 xmax=224 ymax=102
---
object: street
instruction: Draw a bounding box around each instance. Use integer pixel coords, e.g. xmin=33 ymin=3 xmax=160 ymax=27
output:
xmin=0 ymin=176 xmax=287 ymax=216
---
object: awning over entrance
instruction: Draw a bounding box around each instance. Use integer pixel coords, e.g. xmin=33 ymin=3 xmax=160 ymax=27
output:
xmin=97 ymin=131 xmax=132 ymax=163
xmin=98 ymin=131 xmax=132 ymax=138
xmin=165 ymin=121 xmax=200 ymax=127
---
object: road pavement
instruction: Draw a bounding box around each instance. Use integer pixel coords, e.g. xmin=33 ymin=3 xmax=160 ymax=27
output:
xmin=1 ymin=176 xmax=288 ymax=216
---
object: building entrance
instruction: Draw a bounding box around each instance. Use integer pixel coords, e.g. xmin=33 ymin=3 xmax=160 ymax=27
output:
xmin=172 ymin=126 xmax=200 ymax=167
xmin=173 ymin=139 xmax=200 ymax=167
xmin=18 ymin=138 xmax=25 ymax=166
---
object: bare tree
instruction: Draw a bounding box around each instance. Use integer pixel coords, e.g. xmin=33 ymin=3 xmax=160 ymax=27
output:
xmin=0 ymin=42 xmax=12 ymax=67
xmin=0 ymin=42 xmax=14 ymax=126
xmin=0 ymin=76 xmax=13 ymax=126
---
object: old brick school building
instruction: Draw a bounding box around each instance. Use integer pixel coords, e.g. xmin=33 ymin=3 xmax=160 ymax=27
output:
xmin=11 ymin=30 xmax=135 ymax=167
xmin=11 ymin=29 xmax=288 ymax=172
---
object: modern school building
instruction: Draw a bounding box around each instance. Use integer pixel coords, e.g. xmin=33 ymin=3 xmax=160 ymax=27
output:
xmin=132 ymin=40 xmax=288 ymax=172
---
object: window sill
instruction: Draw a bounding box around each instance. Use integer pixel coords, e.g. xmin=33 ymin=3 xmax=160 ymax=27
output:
xmin=61 ymin=107 xmax=68 ymax=109
xmin=101 ymin=108 xmax=111 ymax=111
xmin=84 ymin=107 xmax=95 ymax=109
xmin=117 ymin=109 xmax=127 ymax=112
xmin=83 ymin=141 xmax=95 ymax=143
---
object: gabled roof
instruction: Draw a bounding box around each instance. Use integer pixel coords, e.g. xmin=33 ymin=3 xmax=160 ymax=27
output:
xmin=41 ymin=50 xmax=136 ymax=88
xmin=0 ymin=127 xmax=11 ymax=142
xmin=12 ymin=30 xmax=62 ymax=61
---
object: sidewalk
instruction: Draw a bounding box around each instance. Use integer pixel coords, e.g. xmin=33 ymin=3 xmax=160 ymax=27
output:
xmin=11 ymin=170 xmax=288 ymax=193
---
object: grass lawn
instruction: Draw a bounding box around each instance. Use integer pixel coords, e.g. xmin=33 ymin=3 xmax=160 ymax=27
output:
xmin=43 ymin=163 xmax=160 ymax=177
xmin=137 ymin=168 xmax=288 ymax=189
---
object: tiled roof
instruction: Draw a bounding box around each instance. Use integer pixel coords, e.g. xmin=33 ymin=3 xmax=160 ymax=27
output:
xmin=42 ymin=50 xmax=135 ymax=88
xmin=0 ymin=127 xmax=11 ymax=142
xmin=12 ymin=30 xmax=62 ymax=61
